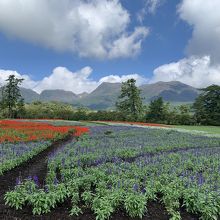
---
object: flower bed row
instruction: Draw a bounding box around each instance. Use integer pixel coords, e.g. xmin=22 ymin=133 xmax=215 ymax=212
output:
xmin=87 ymin=120 xmax=171 ymax=128
xmin=5 ymin=126 xmax=220 ymax=219
xmin=0 ymin=120 xmax=89 ymax=175
xmin=0 ymin=120 xmax=89 ymax=143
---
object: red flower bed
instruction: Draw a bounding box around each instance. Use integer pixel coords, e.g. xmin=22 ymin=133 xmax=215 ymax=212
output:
xmin=0 ymin=120 xmax=89 ymax=143
xmin=89 ymin=120 xmax=171 ymax=128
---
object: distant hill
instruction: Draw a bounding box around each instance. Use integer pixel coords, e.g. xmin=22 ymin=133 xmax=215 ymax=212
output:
xmin=78 ymin=82 xmax=122 ymax=109
xmin=77 ymin=92 xmax=88 ymax=99
xmin=139 ymin=81 xmax=199 ymax=102
xmin=78 ymin=81 xmax=199 ymax=109
xmin=39 ymin=90 xmax=77 ymax=104
xmin=0 ymin=87 xmax=40 ymax=103
xmin=20 ymin=88 xmax=40 ymax=103
xmin=0 ymin=81 xmax=200 ymax=109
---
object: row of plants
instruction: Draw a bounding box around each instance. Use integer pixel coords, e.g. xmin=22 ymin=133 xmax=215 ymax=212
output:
xmin=4 ymin=125 xmax=220 ymax=219
xmin=0 ymin=141 xmax=50 ymax=175
xmin=0 ymin=120 xmax=89 ymax=175
xmin=0 ymin=120 xmax=89 ymax=143
xmin=46 ymin=127 xmax=220 ymax=171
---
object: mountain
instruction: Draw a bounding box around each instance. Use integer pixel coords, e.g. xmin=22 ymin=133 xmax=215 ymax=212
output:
xmin=139 ymin=81 xmax=199 ymax=102
xmin=0 ymin=81 xmax=200 ymax=109
xmin=77 ymin=82 xmax=122 ymax=109
xmin=77 ymin=81 xmax=199 ymax=109
xmin=0 ymin=87 xmax=40 ymax=103
xmin=39 ymin=89 xmax=77 ymax=103
xmin=20 ymin=88 xmax=40 ymax=103
xmin=77 ymin=92 xmax=89 ymax=99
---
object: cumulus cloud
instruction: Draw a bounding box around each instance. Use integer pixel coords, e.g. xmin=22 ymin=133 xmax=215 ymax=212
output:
xmin=109 ymin=27 xmax=149 ymax=58
xmin=149 ymin=1 xmax=220 ymax=88
xmin=0 ymin=69 xmax=38 ymax=89
xmin=0 ymin=67 xmax=148 ymax=94
xmin=0 ymin=0 xmax=149 ymax=59
xmin=33 ymin=67 xmax=98 ymax=94
xmin=99 ymin=73 xmax=148 ymax=86
xmin=151 ymin=56 xmax=220 ymax=88
xmin=178 ymin=0 xmax=220 ymax=63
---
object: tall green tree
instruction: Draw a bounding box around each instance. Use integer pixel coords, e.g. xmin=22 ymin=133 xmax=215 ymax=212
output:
xmin=193 ymin=85 xmax=220 ymax=125
xmin=177 ymin=104 xmax=193 ymax=125
xmin=1 ymin=75 xmax=24 ymax=118
xmin=116 ymin=79 xmax=144 ymax=121
xmin=146 ymin=97 xmax=167 ymax=123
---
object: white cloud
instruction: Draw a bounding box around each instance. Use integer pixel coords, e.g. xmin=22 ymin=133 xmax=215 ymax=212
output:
xmin=109 ymin=27 xmax=149 ymax=58
xmin=99 ymin=73 xmax=148 ymax=86
xmin=0 ymin=0 xmax=149 ymax=59
xmin=0 ymin=69 xmax=38 ymax=89
xmin=0 ymin=67 xmax=148 ymax=94
xmin=33 ymin=66 xmax=98 ymax=94
xmin=150 ymin=1 xmax=220 ymax=89
xmin=151 ymin=56 xmax=220 ymax=88
xmin=178 ymin=0 xmax=220 ymax=63
xmin=137 ymin=0 xmax=164 ymax=23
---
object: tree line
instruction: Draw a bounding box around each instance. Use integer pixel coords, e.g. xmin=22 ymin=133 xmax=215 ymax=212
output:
xmin=0 ymin=75 xmax=219 ymax=125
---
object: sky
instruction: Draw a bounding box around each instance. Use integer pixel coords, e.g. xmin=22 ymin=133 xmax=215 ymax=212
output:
xmin=0 ymin=0 xmax=220 ymax=94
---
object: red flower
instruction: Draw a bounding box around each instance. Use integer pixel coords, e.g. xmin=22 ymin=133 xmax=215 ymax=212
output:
xmin=0 ymin=120 xmax=89 ymax=143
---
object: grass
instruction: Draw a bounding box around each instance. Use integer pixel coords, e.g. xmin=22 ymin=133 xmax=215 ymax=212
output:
xmin=175 ymin=125 xmax=220 ymax=135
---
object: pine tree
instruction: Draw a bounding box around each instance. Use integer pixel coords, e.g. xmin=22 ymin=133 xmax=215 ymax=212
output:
xmin=193 ymin=85 xmax=220 ymax=125
xmin=1 ymin=75 xmax=24 ymax=118
xmin=146 ymin=97 xmax=167 ymax=123
xmin=116 ymin=79 xmax=144 ymax=121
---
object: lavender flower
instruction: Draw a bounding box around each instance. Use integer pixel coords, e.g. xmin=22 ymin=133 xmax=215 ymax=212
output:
xmin=45 ymin=185 xmax=49 ymax=193
xmin=27 ymin=176 xmax=32 ymax=181
xmin=16 ymin=177 xmax=22 ymax=185
xmin=133 ymin=183 xmax=139 ymax=192
xmin=54 ymin=177 xmax=59 ymax=186
xmin=33 ymin=175 xmax=39 ymax=186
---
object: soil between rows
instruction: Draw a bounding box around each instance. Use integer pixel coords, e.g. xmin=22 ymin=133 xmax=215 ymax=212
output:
xmin=0 ymin=137 xmax=198 ymax=220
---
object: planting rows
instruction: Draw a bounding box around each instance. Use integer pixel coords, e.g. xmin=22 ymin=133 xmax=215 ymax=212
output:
xmin=4 ymin=125 xmax=220 ymax=220
xmin=0 ymin=120 xmax=89 ymax=175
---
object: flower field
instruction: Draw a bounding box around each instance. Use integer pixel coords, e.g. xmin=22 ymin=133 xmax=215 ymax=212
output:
xmin=88 ymin=120 xmax=172 ymax=128
xmin=0 ymin=120 xmax=89 ymax=142
xmin=3 ymin=123 xmax=220 ymax=220
xmin=0 ymin=120 xmax=89 ymax=175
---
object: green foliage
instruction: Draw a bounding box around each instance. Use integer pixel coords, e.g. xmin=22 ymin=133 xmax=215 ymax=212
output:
xmin=116 ymin=79 xmax=144 ymax=121
xmin=92 ymin=196 xmax=114 ymax=220
xmin=4 ymin=190 xmax=26 ymax=210
xmin=145 ymin=97 xmax=194 ymax=125
xmin=146 ymin=97 xmax=167 ymax=123
xmin=0 ymin=75 xmax=25 ymax=118
xmin=24 ymin=101 xmax=75 ymax=119
xmin=193 ymin=85 xmax=220 ymax=125
xmin=70 ymin=206 xmax=82 ymax=216
xmin=124 ymin=193 xmax=147 ymax=218
xmin=4 ymin=125 xmax=220 ymax=219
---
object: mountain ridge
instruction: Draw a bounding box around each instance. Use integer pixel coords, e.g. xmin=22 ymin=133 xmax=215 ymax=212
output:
xmin=0 ymin=81 xmax=200 ymax=109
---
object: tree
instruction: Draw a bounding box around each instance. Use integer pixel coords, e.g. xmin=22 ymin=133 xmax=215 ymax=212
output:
xmin=1 ymin=75 xmax=24 ymax=118
xmin=177 ymin=104 xmax=194 ymax=125
xmin=146 ymin=97 xmax=167 ymax=123
xmin=25 ymin=101 xmax=75 ymax=120
xmin=116 ymin=79 xmax=144 ymax=121
xmin=193 ymin=85 xmax=220 ymax=125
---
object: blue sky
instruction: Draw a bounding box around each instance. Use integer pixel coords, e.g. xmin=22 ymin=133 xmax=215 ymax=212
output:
xmin=0 ymin=0 xmax=219 ymax=93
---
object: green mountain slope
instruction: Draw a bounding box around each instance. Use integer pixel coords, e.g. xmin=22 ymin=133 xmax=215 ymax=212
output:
xmin=77 ymin=82 xmax=122 ymax=109
xmin=140 ymin=81 xmax=199 ymax=102
xmin=0 ymin=81 xmax=200 ymax=109
xmin=39 ymin=90 xmax=77 ymax=104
